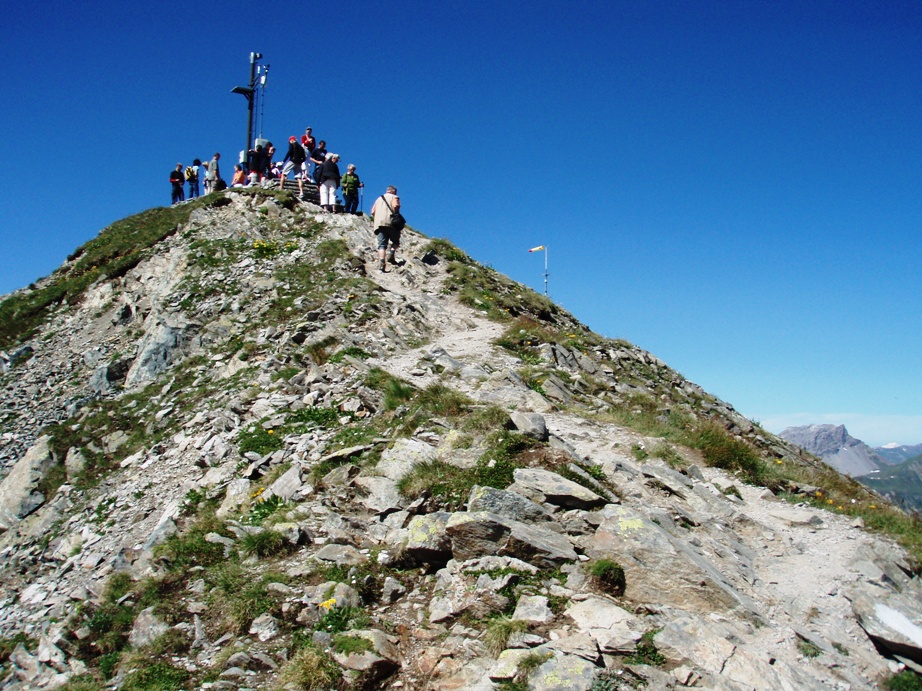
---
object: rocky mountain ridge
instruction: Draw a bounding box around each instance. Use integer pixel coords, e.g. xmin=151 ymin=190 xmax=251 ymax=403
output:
xmin=1 ymin=187 xmax=921 ymax=690
xmin=777 ymin=425 xmax=889 ymax=478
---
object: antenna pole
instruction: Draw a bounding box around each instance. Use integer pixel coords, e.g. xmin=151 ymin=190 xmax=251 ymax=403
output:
xmin=544 ymin=246 xmax=549 ymax=297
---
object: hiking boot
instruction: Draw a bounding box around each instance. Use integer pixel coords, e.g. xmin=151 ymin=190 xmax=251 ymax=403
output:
xmin=379 ymin=259 xmax=386 ymax=272
xmin=388 ymin=251 xmax=396 ymax=265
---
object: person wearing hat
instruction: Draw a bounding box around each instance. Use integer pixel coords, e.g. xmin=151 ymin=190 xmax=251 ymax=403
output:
xmin=281 ymin=136 xmax=307 ymax=197
xmin=341 ymin=164 xmax=363 ymax=215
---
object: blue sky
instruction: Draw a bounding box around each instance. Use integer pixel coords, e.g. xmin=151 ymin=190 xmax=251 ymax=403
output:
xmin=1 ymin=1 xmax=920 ymax=447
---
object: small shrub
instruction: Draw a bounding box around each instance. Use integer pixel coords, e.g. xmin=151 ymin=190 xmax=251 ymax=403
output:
xmin=625 ymin=629 xmax=665 ymax=666
xmin=886 ymin=670 xmax=922 ymax=691
xmin=797 ymin=639 xmax=822 ymax=658
xmin=484 ymin=616 xmax=528 ymax=657
xmin=278 ymin=643 xmax=343 ymax=690
xmin=241 ymin=529 xmax=293 ymax=558
xmin=690 ymin=425 xmax=767 ymax=485
xmin=247 ymin=493 xmax=287 ymax=525
xmin=589 ymin=559 xmax=626 ymax=596
xmin=329 ymin=346 xmax=371 ymax=363
xmin=316 ymin=605 xmax=369 ymax=634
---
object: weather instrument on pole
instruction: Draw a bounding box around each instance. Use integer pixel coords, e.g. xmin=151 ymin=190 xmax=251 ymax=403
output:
xmin=528 ymin=245 xmax=549 ymax=297
xmin=231 ymin=52 xmax=267 ymax=161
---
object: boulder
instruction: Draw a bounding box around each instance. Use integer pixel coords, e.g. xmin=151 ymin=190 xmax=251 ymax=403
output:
xmin=0 ymin=436 xmax=57 ymax=531
xmin=508 ymin=468 xmax=607 ymax=510
xmin=466 ymin=485 xmax=552 ymax=524
xmin=445 ymin=511 xmax=577 ymax=568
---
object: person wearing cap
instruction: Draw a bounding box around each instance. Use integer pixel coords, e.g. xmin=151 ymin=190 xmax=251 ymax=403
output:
xmin=316 ymin=153 xmax=341 ymax=212
xmin=341 ymin=164 xmax=363 ymax=215
xmin=170 ymin=163 xmax=185 ymax=204
xmin=281 ymin=136 xmax=307 ymax=197
xmin=371 ymin=186 xmax=401 ymax=271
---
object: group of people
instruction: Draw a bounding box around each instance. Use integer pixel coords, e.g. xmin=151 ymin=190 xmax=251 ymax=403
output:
xmin=168 ymin=126 xmax=402 ymax=271
xmin=169 ymin=126 xmax=367 ymax=215
xmin=169 ymin=154 xmax=224 ymax=204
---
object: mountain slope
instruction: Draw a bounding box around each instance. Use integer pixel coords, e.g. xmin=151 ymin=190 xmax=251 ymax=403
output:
xmin=1 ymin=188 xmax=920 ymax=690
xmin=778 ymin=424 xmax=886 ymax=477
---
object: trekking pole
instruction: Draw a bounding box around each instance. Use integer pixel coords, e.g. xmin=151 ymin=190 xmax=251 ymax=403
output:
xmin=359 ymin=187 xmax=364 ymax=215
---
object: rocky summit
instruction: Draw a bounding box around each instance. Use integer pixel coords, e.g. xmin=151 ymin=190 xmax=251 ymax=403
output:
xmin=1 ymin=187 xmax=922 ymax=690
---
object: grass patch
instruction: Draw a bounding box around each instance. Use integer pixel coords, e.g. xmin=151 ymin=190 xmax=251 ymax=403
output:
xmin=240 ymin=529 xmax=295 ymax=558
xmin=332 ymin=633 xmax=374 ymax=655
xmin=589 ymin=559 xmax=626 ymax=596
xmin=885 ymin=670 xmax=922 ymax=691
xmin=207 ymin=564 xmax=284 ymax=634
xmin=278 ymin=643 xmax=344 ymax=691
xmin=154 ymin=510 xmax=230 ymax=570
xmin=120 ymin=661 xmax=189 ymax=691
xmin=624 ymin=629 xmax=665 ymax=667
xmin=797 ymin=639 xmax=822 ymax=658
xmin=484 ymin=615 xmax=528 ymax=657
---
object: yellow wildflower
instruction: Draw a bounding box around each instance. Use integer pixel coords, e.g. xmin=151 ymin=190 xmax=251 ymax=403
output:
xmin=318 ymin=598 xmax=336 ymax=610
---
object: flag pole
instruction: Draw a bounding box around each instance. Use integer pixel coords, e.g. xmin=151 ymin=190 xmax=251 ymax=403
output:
xmin=528 ymin=245 xmax=549 ymax=297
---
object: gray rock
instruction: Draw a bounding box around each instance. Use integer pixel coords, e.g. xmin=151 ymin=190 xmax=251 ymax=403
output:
xmin=852 ymin=581 xmax=922 ymax=663
xmin=467 ymin=485 xmax=552 ymax=523
xmin=129 ymin=607 xmax=169 ymax=647
xmin=0 ymin=436 xmax=56 ymax=531
xmin=404 ymin=512 xmax=452 ymax=564
xmin=265 ymin=465 xmax=302 ymax=501
xmin=312 ymin=543 xmax=367 ymax=566
xmin=508 ymin=468 xmax=607 ymax=510
xmin=249 ymin=612 xmax=280 ymax=641
xmin=445 ymin=511 xmax=578 ymax=568
xmin=509 ymin=412 xmax=549 ymax=441
xmin=125 ymin=318 xmax=195 ymax=388
xmin=512 ymin=595 xmax=555 ymax=625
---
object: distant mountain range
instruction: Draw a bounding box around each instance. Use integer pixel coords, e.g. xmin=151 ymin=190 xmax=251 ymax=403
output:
xmin=779 ymin=424 xmax=922 ymax=512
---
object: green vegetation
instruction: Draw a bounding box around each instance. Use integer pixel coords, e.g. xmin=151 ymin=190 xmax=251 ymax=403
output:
xmin=625 ymin=629 xmax=666 ymax=667
xmin=589 ymin=559 xmax=626 ymax=596
xmin=154 ymin=510 xmax=230 ymax=569
xmin=397 ymin=429 xmax=538 ymax=510
xmin=208 ymin=564 xmax=285 ymax=634
xmin=797 ymin=639 xmax=822 ymax=658
xmin=332 ymin=633 xmax=374 ymax=655
xmin=885 ymin=670 xmax=922 ymax=691
xmin=484 ymin=615 xmax=528 ymax=656
xmin=278 ymin=643 xmax=343 ymax=691
xmin=316 ymin=605 xmax=370 ymax=634
xmin=120 ymin=661 xmax=190 ymax=691
xmin=422 ymin=237 xmax=471 ymax=263
xmin=0 ymin=199 xmax=225 ymax=350
xmin=240 ymin=529 xmax=295 ymax=558
xmin=329 ymin=346 xmax=372 ymax=363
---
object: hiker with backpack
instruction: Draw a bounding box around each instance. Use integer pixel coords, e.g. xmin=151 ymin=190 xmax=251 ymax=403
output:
xmin=170 ymin=163 xmax=185 ymax=204
xmin=371 ymin=186 xmax=404 ymax=272
xmin=186 ymin=159 xmax=201 ymax=199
